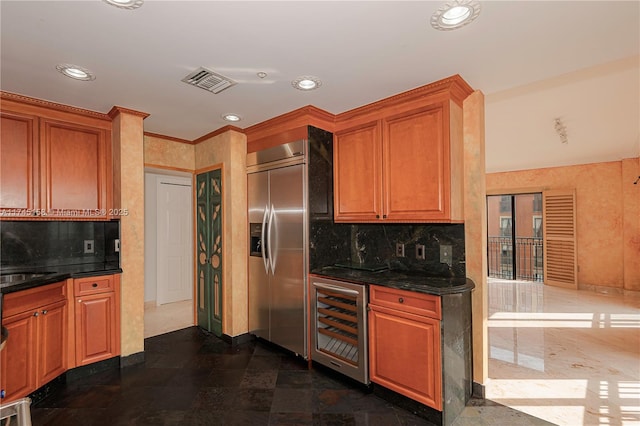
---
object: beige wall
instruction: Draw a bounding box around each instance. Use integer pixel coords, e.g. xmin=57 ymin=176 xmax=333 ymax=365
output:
xmin=144 ymin=134 xmax=195 ymax=170
xmin=486 ymin=158 xmax=640 ymax=293
xmin=195 ymin=130 xmax=248 ymax=337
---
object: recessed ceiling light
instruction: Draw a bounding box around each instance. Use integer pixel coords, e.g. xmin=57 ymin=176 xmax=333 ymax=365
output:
xmin=55 ymin=64 xmax=96 ymax=81
xmin=222 ymin=114 xmax=241 ymax=122
xmin=292 ymin=76 xmax=322 ymax=91
xmin=431 ymin=0 xmax=480 ymax=31
xmin=103 ymin=0 xmax=144 ymax=10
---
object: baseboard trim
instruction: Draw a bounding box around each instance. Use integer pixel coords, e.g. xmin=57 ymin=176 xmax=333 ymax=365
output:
xmin=222 ymin=332 xmax=252 ymax=346
xmin=120 ymin=351 xmax=145 ymax=368
xmin=472 ymin=381 xmax=486 ymax=399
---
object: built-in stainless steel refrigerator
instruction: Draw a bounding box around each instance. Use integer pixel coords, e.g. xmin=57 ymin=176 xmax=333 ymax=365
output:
xmin=247 ymin=140 xmax=308 ymax=359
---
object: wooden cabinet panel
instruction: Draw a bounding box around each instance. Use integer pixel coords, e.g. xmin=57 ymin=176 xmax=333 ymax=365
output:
xmin=369 ymin=304 xmax=442 ymax=410
xmin=334 ymin=122 xmax=382 ymax=221
xmin=384 ymin=105 xmax=448 ymax=221
xmin=0 ymin=283 xmax=66 ymax=403
xmin=73 ymin=274 xmax=120 ymax=366
xmin=75 ymin=292 xmax=118 ymax=365
xmin=0 ymin=111 xmax=38 ymax=213
xmin=369 ymin=285 xmax=441 ymax=320
xmin=38 ymin=300 xmax=67 ymax=385
xmin=0 ymin=97 xmax=112 ymax=221
xmin=0 ymin=311 xmax=37 ymax=401
xmin=41 ymin=119 xmax=108 ymax=218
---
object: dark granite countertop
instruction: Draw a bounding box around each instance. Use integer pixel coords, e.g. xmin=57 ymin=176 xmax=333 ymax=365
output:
xmin=310 ymin=266 xmax=475 ymax=296
xmin=0 ymin=263 xmax=122 ymax=294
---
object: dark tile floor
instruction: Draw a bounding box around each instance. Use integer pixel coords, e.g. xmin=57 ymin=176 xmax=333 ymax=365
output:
xmin=29 ymin=327 xmax=553 ymax=426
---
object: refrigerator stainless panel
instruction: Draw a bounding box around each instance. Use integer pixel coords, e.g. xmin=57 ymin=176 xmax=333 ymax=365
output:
xmin=247 ymin=140 xmax=306 ymax=170
xmin=248 ymin=171 xmax=271 ymax=340
xmin=268 ymin=164 xmax=307 ymax=357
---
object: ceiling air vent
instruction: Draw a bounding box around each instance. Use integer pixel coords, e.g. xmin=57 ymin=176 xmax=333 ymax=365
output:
xmin=181 ymin=67 xmax=236 ymax=94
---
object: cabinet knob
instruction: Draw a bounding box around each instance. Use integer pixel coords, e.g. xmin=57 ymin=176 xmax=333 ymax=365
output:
xmin=42 ymin=310 xmax=48 ymax=315
xmin=398 ymin=297 xmax=404 ymax=303
xmin=92 ymin=283 xmax=98 ymax=288
xmin=33 ymin=311 xmax=39 ymax=317
xmin=376 ymin=215 xmax=380 ymax=219
xmin=78 ymin=299 xmax=82 ymax=303
xmin=383 ymin=215 xmax=387 ymax=219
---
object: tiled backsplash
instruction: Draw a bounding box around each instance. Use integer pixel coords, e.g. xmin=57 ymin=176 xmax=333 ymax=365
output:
xmin=0 ymin=221 xmax=120 ymax=271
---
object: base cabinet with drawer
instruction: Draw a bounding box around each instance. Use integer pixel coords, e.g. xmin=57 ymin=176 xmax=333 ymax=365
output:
xmin=368 ymin=285 xmax=442 ymax=410
xmin=72 ymin=274 xmax=121 ymax=366
xmin=0 ymin=282 xmax=67 ymax=402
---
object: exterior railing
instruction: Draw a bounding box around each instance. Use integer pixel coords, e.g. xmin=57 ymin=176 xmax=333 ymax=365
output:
xmin=488 ymin=236 xmax=543 ymax=282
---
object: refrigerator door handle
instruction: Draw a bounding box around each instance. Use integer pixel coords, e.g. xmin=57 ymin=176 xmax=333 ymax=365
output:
xmin=261 ymin=205 xmax=270 ymax=274
xmin=269 ymin=204 xmax=277 ymax=275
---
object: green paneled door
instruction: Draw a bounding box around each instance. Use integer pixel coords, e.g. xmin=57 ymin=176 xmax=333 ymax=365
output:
xmin=196 ymin=168 xmax=223 ymax=336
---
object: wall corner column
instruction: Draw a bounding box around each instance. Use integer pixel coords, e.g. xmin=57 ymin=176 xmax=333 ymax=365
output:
xmin=109 ymin=106 xmax=149 ymax=359
xmin=622 ymin=157 xmax=640 ymax=292
xmin=463 ymin=90 xmax=488 ymax=389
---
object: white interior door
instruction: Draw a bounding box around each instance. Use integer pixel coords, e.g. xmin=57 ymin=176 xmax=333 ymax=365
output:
xmin=157 ymin=176 xmax=193 ymax=305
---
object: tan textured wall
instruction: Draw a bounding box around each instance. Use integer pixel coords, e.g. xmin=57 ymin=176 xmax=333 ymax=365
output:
xmin=112 ymin=111 xmax=146 ymax=357
xmin=463 ymin=91 xmax=488 ymax=386
xmin=486 ymin=158 xmax=640 ymax=292
xmin=195 ymin=130 xmax=248 ymax=336
xmin=144 ymin=135 xmax=195 ymax=170
xmin=622 ymin=158 xmax=640 ymax=291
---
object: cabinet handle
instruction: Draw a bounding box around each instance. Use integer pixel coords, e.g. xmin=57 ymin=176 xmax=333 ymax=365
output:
xmin=92 ymin=283 xmax=98 ymax=288
xmin=42 ymin=310 xmax=48 ymax=315
xmin=398 ymin=297 xmax=404 ymax=303
xmin=376 ymin=215 xmax=380 ymax=219
xmin=78 ymin=299 xmax=82 ymax=303
xmin=33 ymin=311 xmax=39 ymax=317
xmin=383 ymin=215 xmax=387 ymax=219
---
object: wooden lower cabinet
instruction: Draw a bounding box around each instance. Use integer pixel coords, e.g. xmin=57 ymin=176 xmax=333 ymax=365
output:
xmin=368 ymin=285 xmax=442 ymax=410
xmin=0 ymin=282 xmax=67 ymax=402
xmin=73 ymin=275 xmax=121 ymax=366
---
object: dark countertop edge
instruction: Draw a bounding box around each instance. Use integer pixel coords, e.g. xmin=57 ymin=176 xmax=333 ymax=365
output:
xmin=310 ymin=269 xmax=475 ymax=296
xmin=0 ymin=268 xmax=122 ymax=294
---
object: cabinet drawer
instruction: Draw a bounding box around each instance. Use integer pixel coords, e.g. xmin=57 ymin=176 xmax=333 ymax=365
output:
xmin=369 ymin=285 xmax=441 ymax=320
xmin=74 ymin=276 xmax=114 ymax=296
xmin=3 ymin=281 xmax=66 ymax=318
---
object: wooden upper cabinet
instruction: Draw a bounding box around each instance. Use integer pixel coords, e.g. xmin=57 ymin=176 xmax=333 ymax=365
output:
xmin=334 ymin=122 xmax=383 ymax=221
xmin=335 ymin=102 xmax=462 ymax=223
xmin=41 ymin=119 xmax=109 ymax=218
xmin=0 ymin=93 xmax=112 ymax=220
xmin=333 ymin=75 xmax=470 ymax=223
xmin=0 ymin=111 xmax=38 ymax=214
xmin=383 ymin=104 xmax=449 ymax=221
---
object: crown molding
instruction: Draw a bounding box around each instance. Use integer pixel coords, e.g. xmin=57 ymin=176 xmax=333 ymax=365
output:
xmin=1 ymin=91 xmax=111 ymax=121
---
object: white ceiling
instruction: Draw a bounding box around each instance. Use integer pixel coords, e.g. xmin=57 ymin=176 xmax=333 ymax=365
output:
xmin=1 ymin=1 xmax=638 ymax=172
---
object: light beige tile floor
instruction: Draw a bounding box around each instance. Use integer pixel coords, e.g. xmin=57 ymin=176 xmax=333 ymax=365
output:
xmin=486 ymin=278 xmax=640 ymax=426
xmin=143 ymin=299 xmax=193 ymax=338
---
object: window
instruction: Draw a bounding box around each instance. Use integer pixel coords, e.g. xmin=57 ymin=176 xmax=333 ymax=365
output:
xmin=500 ymin=217 xmax=512 ymax=237
xmin=533 ymin=216 xmax=542 ymax=238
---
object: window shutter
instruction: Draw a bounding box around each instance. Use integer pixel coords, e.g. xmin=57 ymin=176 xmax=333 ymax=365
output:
xmin=543 ymin=189 xmax=577 ymax=288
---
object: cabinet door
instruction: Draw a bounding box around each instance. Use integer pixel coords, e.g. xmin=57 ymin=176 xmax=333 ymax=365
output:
xmin=0 ymin=111 xmax=39 ymax=215
xmin=75 ymin=292 xmax=118 ymax=365
xmin=383 ymin=105 xmax=449 ymax=221
xmin=369 ymin=304 xmax=442 ymax=410
xmin=334 ymin=121 xmax=383 ymax=222
xmin=37 ymin=300 xmax=67 ymax=386
xmin=0 ymin=311 xmax=37 ymax=402
xmin=41 ymin=118 xmax=108 ymax=218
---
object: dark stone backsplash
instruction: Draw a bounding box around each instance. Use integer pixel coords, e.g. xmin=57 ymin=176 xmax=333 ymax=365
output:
xmin=310 ymin=222 xmax=465 ymax=278
xmin=0 ymin=220 xmax=120 ymax=272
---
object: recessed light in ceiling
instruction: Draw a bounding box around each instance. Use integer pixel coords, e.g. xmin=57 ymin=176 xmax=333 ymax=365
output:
xmin=103 ymin=0 xmax=144 ymax=9
xmin=431 ymin=0 xmax=480 ymax=31
xmin=292 ymin=76 xmax=322 ymax=91
xmin=222 ymin=114 xmax=241 ymax=122
xmin=55 ymin=64 xmax=96 ymax=81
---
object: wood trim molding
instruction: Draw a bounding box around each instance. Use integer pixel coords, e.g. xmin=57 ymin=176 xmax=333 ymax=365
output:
xmin=192 ymin=125 xmax=245 ymax=145
xmin=107 ymin=106 xmax=150 ymax=120
xmin=336 ymin=75 xmax=474 ymax=124
xmin=144 ymin=132 xmax=192 ymax=145
xmin=244 ymin=105 xmax=336 ymax=143
xmin=1 ymin=91 xmax=112 ymax=122
xmin=143 ymin=163 xmax=194 ymax=174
